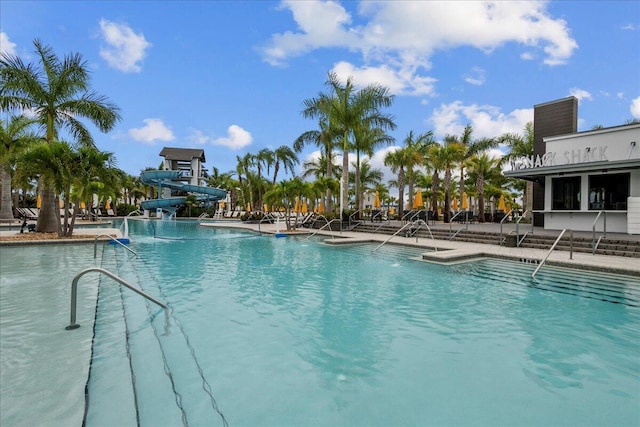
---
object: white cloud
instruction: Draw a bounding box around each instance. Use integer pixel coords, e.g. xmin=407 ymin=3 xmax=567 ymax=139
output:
xmin=98 ymin=19 xmax=151 ymax=73
xmin=212 ymin=125 xmax=252 ymax=150
xmin=0 ymin=32 xmax=17 ymax=56
xmin=187 ymin=129 xmax=210 ymax=145
xmin=463 ymin=66 xmax=485 ymax=86
xmin=621 ymin=24 xmax=638 ymax=31
xmin=631 ymin=96 xmax=640 ymax=119
xmin=331 ymin=61 xmax=436 ymax=96
xmin=430 ymin=101 xmax=533 ymax=140
xmin=263 ymin=1 xmax=578 ymax=72
xmin=128 ymin=118 xmax=175 ymax=144
xmin=569 ymin=88 xmax=592 ymax=101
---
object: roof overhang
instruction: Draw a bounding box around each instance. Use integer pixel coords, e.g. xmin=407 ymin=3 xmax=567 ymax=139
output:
xmin=504 ymin=158 xmax=640 ymax=182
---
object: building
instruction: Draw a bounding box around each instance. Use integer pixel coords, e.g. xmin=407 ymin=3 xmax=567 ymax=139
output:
xmin=159 ymin=147 xmax=208 ymax=186
xmin=505 ymin=97 xmax=640 ymax=234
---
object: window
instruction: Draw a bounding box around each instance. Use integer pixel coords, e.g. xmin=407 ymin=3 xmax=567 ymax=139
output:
xmin=552 ymin=176 xmax=581 ymax=210
xmin=588 ymin=173 xmax=629 ymax=210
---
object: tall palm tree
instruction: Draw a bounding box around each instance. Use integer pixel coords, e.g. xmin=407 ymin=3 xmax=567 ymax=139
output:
xmin=402 ymin=131 xmax=435 ymax=209
xmin=384 ymin=148 xmax=408 ymax=216
xmin=271 ymin=145 xmax=298 ymax=184
xmin=302 ymin=72 xmax=395 ymax=219
xmin=448 ymin=124 xmax=498 ymax=204
xmin=294 ymin=115 xmax=340 ymax=213
xmin=466 ymin=153 xmax=503 ymax=222
xmin=352 ymin=125 xmax=394 ymax=211
xmin=429 ymin=141 xmax=464 ymax=222
xmin=1 ymin=39 xmax=121 ymax=231
xmin=501 ymin=122 xmax=534 ymax=213
xmin=0 ymin=115 xmax=40 ymax=219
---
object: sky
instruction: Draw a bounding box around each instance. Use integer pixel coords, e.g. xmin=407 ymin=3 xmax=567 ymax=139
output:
xmin=2 ymin=0 xmax=639 ymax=185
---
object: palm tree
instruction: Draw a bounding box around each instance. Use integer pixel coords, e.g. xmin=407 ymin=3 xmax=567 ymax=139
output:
xmin=271 ymin=145 xmax=298 ymax=184
xmin=448 ymin=124 xmax=498 ymax=205
xmin=466 ymin=153 xmax=503 ymax=222
xmin=429 ymin=141 xmax=464 ymax=222
xmin=18 ymin=140 xmax=74 ymax=236
xmin=1 ymin=39 xmax=121 ymax=231
xmin=294 ymin=115 xmax=340 ymax=213
xmin=501 ymin=122 xmax=534 ymax=214
xmin=302 ymin=72 xmax=395 ymax=219
xmin=384 ymin=148 xmax=408 ymax=216
xmin=402 ymin=131 xmax=435 ymax=209
xmin=0 ymin=115 xmax=40 ymax=219
xmin=352 ymin=125 xmax=394 ymax=211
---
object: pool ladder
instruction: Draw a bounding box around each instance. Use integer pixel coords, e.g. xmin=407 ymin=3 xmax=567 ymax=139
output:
xmin=65 ymin=267 xmax=168 ymax=331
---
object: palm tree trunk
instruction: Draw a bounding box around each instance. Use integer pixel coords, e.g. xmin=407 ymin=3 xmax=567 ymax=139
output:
xmin=341 ymin=149 xmax=349 ymax=219
xmin=325 ymin=149 xmax=333 ymax=213
xmin=36 ymin=183 xmax=60 ymax=233
xmin=0 ymin=166 xmax=14 ymax=220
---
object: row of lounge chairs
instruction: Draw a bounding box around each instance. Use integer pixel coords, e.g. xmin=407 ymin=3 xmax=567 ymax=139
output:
xmin=15 ymin=207 xmax=116 ymax=220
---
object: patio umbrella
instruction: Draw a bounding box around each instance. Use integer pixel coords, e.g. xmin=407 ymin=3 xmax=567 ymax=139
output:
xmin=318 ymin=200 xmax=325 ymax=213
xmin=36 ymin=195 xmax=41 ymax=209
xmin=498 ymin=194 xmax=506 ymax=211
xmin=246 ymin=203 xmax=251 ymax=212
xmin=373 ymin=191 xmax=381 ymax=208
xmin=219 ymin=201 xmax=225 ymax=209
xmin=264 ymin=203 xmax=269 ymax=212
xmin=452 ymin=197 xmax=458 ymax=211
xmin=293 ymin=197 xmax=300 ymax=213
xmin=105 ymin=199 xmax=111 ymax=210
xmin=59 ymin=198 xmax=64 ymax=208
xmin=461 ymin=192 xmax=469 ymax=210
xmin=301 ymin=199 xmax=308 ymax=214
xmin=80 ymin=202 xmax=86 ymax=209
xmin=413 ymin=188 xmax=423 ymax=209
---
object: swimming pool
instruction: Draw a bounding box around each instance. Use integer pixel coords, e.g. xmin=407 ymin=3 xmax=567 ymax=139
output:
xmin=2 ymin=219 xmax=639 ymax=426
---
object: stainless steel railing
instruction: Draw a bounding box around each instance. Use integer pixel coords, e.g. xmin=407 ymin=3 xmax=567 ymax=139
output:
xmin=65 ymin=267 xmax=168 ymax=330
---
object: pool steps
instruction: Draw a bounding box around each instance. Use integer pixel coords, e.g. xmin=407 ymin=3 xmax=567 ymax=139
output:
xmin=464 ymin=259 xmax=640 ymax=307
xmin=85 ymin=246 xmax=228 ymax=426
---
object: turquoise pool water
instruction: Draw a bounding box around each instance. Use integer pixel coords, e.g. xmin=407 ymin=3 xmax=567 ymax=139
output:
xmin=2 ymin=219 xmax=639 ymax=426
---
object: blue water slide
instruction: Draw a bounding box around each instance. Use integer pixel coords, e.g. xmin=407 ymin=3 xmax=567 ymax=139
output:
xmin=140 ymin=170 xmax=226 ymax=211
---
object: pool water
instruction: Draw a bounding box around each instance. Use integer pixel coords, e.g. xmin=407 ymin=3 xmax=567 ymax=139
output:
xmin=2 ymin=219 xmax=640 ymax=426
xmin=86 ymin=220 xmax=640 ymax=426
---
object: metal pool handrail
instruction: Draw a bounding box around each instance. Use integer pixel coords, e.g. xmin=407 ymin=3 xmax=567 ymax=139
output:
xmin=592 ymin=210 xmax=607 ymax=254
xmin=515 ymin=210 xmax=532 ymax=247
xmin=499 ymin=209 xmax=514 ymax=246
xmin=307 ymin=217 xmax=341 ymax=239
xmin=373 ymin=219 xmax=437 ymax=252
xmin=532 ymin=229 xmax=568 ymax=279
xmin=65 ymin=267 xmax=168 ymax=330
xmin=94 ymin=234 xmax=138 ymax=258
xmin=448 ymin=211 xmax=469 ymax=240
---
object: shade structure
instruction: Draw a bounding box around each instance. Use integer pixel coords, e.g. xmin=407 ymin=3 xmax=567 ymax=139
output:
xmin=301 ymin=200 xmax=308 ymax=214
xmin=36 ymin=195 xmax=41 ymax=209
xmin=373 ymin=191 xmax=381 ymax=208
xmin=318 ymin=200 xmax=325 ymax=213
xmin=498 ymin=194 xmax=506 ymax=211
xmin=461 ymin=192 xmax=469 ymax=210
xmin=452 ymin=197 xmax=458 ymax=211
xmin=413 ymin=188 xmax=423 ymax=209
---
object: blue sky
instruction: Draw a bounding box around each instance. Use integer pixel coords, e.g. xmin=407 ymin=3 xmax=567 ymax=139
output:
xmin=2 ymin=0 xmax=639 ymax=183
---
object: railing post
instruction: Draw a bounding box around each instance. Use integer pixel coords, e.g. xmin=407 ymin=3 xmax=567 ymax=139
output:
xmin=569 ymin=229 xmax=573 ymax=260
